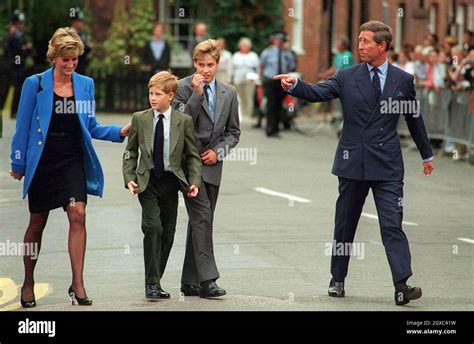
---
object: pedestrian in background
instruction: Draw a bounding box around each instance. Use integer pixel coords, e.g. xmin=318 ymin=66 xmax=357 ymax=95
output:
xmin=260 ymin=32 xmax=295 ymax=137
xmin=216 ymin=37 xmax=232 ymax=84
xmin=232 ymin=37 xmax=260 ymax=119
xmin=70 ymin=8 xmax=91 ymax=75
xmin=4 ymin=10 xmax=32 ymax=119
xmin=142 ymin=22 xmax=171 ymax=77
xmin=190 ymin=22 xmax=208 ymax=53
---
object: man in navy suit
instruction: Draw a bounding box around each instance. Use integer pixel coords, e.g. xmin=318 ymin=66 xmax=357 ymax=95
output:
xmin=274 ymin=21 xmax=434 ymax=305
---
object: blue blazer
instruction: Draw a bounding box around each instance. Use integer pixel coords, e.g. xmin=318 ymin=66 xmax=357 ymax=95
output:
xmin=289 ymin=62 xmax=433 ymax=181
xmin=10 ymin=67 xmax=124 ymax=199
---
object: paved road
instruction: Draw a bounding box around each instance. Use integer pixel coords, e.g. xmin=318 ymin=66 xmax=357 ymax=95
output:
xmin=1 ymin=114 xmax=473 ymax=311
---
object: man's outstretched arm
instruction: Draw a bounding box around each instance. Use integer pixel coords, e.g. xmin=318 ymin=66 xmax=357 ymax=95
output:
xmin=273 ymin=71 xmax=343 ymax=103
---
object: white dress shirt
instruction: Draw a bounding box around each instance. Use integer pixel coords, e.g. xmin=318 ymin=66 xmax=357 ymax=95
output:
xmin=151 ymin=106 xmax=172 ymax=171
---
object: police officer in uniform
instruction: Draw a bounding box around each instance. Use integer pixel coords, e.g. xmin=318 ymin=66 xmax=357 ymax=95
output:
xmin=260 ymin=32 xmax=296 ymax=137
xmin=70 ymin=9 xmax=91 ymax=75
xmin=4 ymin=10 xmax=32 ymax=118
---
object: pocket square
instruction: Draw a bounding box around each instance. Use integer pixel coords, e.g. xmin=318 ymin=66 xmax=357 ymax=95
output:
xmin=397 ymin=91 xmax=403 ymax=97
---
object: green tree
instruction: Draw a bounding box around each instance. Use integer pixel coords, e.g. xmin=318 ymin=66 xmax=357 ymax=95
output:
xmin=206 ymin=0 xmax=283 ymax=54
xmin=1 ymin=0 xmax=84 ymax=69
xmin=129 ymin=0 xmax=155 ymax=66
xmin=88 ymin=0 xmax=154 ymax=75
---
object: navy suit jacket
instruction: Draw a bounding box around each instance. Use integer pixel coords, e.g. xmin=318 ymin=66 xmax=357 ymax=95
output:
xmin=288 ymin=62 xmax=433 ymax=181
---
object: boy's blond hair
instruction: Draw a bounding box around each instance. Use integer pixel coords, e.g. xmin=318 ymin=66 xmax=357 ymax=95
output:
xmin=193 ymin=39 xmax=221 ymax=62
xmin=148 ymin=71 xmax=178 ymax=93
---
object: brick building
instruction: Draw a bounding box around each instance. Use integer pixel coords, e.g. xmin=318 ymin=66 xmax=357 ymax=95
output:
xmin=283 ymin=0 xmax=474 ymax=83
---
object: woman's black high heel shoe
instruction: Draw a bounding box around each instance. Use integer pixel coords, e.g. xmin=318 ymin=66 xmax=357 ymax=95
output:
xmin=20 ymin=287 xmax=36 ymax=308
xmin=68 ymin=286 xmax=92 ymax=306
xmin=20 ymin=297 xmax=36 ymax=308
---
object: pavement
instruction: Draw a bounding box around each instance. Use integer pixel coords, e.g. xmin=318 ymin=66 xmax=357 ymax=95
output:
xmin=0 ymin=113 xmax=473 ymax=311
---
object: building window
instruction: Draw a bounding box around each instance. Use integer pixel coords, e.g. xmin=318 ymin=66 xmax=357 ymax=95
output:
xmin=360 ymin=0 xmax=370 ymax=25
xmin=292 ymin=0 xmax=305 ymax=55
xmin=469 ymin=4 xmax=474 ymax=31
xmin=159 ymin=1 xmax=197 ymax=51
xmin=429 ymin=4 xmax=438 ymax=35
xmin=456 ymin=4 xmax=466 ymax=46
xmin=395 ymin=3 xmax=405 ymax=53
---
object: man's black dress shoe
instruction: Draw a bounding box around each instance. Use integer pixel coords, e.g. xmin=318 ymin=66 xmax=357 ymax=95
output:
xmin=181 ymin=284 xmax=200 ymax=296
xmin=145 ymin=284 xmax=170 ymax=299
xmin=394 ymin=285 xmax=422 ymax=305
xmin=328 ymin=278 xmax=345 ymax=297
xmin=199 ymin=281 xmax=226 ymax=298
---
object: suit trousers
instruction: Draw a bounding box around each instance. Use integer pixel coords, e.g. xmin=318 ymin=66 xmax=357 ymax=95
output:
xmin=138 ymin=172 xmax=179 ymax=286
xmin=331 ymin=177 xmax=412 ymax=284
xmin=263 ymin=78 xmax=286 ymax=134
xmin=182 ymin=178 xmax=220 ymax=285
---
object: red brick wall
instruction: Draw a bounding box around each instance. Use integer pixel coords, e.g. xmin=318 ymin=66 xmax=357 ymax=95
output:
xmin=283 ymin=0 xmax=471 ymax=83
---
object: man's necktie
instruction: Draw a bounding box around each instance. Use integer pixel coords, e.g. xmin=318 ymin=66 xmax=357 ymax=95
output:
xmin=372 ymin=67 xmax=382 ymax=102
xmin=204 ymin=84 xmax=215 ymax=122
xmin=153 ymin=113 xmax=164 ymax=178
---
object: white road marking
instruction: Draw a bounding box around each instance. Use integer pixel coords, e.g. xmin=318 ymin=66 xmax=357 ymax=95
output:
xmin=254 ymin=187 xmax=312 ymax=203
xmin=0 ymin=198 xmax=22 ymax=204
xmin=457 ymin=238 xmax=474 ymax=244
xmin=361 ymin=212 xmax=419 ymax=226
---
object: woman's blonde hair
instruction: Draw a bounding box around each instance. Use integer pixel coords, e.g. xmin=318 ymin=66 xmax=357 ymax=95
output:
xmin=47 ymin=27 xmax=84 ymax=64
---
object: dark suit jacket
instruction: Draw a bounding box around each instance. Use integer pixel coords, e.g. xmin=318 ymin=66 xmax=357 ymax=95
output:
xmin=173 ymin=75 xmax=241 ymax=186
xmin=122 ymin=108 xmax=201 ymax=194
xmin=142 ymin=39 xmax=171 ymax=74
xmin=289 ymin=62 xmax=433 ymax=181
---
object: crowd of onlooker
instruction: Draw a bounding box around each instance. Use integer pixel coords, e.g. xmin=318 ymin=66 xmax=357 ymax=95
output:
xmin=389 ymin=31 xmax=473 ymax=156
xmin=390 ymin=31 xmax=473 ymax=92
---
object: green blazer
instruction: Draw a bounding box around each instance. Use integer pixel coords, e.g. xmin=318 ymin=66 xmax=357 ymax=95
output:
xmin=123 ymin=108 xmax=201 ymax=194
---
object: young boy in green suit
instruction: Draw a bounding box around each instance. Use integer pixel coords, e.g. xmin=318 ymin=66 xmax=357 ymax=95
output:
xmin=123 ymin=71 xmax=201 ymax=299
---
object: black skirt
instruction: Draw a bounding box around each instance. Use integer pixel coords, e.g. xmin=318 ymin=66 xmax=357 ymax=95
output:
xmin=28 ymin=93 xmax=87 ymax=213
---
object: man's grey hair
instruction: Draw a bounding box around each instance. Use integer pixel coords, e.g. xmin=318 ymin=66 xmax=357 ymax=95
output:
xmin=359 ymin=20 xmax=393 ymax=51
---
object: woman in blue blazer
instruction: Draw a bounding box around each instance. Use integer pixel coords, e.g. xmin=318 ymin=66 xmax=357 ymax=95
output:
xmin=9 ymin=28 xmax=130 ymax=307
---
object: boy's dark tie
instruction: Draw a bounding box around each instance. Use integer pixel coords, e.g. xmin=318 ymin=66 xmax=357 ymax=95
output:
xmin=153 ymin=113 xmax=164 ymax=178
xmin=372 ymin=67 xmax=381 ymax=101
xmin=204 ymin=84 xmax=210 ymax=104
xmin=204 ymin=84 xmax=215 ymax=122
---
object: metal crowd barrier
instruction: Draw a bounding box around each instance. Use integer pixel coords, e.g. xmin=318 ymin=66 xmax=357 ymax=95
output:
xmin=397 ymin=86 xmax=474 ymax=164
